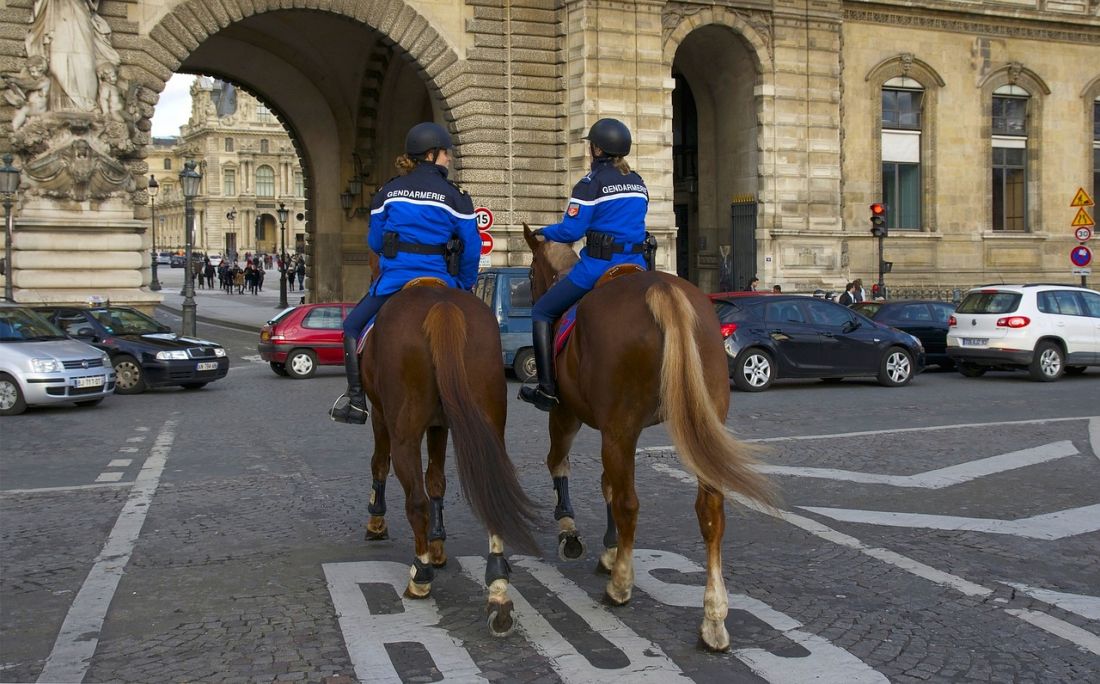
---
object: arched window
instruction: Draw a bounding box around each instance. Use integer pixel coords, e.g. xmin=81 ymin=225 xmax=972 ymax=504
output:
xmin=881 ymin=76 xmax=923 ymax=230
xmin=256 ymin=165 xmax=275 ymax=197
xmin=991 ymin=85 xmax=1029 ymax=232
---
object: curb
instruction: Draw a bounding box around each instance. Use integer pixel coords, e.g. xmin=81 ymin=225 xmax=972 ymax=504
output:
xmin=156 ymin=303 xmax=263 ymax=335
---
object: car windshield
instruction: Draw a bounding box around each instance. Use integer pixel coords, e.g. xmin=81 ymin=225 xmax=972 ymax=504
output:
xmin=853 ymin=302 xmax=882 ymax=316
xmin=956 ymin=291 xmax=1021 ymax=314
xmin=89 ymin=308 xmax=170 ymax=335
xmin=0 ymin=308 xmax=67 ymax=341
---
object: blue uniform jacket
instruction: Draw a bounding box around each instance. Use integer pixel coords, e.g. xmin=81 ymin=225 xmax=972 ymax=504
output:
xmin=540 ymin=157 xmax=649 ymax=289
xmin=367 ymin=163 xmax=479 ymax=295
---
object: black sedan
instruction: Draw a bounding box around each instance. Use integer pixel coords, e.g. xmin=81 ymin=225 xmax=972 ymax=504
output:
xmin=851 ymin=299 xmax=956 ymax=369
xmin=711 ymin=294 xmax=925 ymax=391
xmin=34 ymin=305 xmax=229 ymax=394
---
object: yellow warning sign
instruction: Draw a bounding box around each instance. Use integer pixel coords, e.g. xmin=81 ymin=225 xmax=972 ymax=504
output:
xmin=1070 ymin=187 xmax=1094 ymax=207
xmin=1071 ymin=207 xmax=1095 ymax=227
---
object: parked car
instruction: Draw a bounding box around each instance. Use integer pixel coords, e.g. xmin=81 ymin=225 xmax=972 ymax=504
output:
xmin=946 ymin=284 xmax=1100 ymax=381
xmin=259 ymin=302 xmax=356 ymax=378
xmin=852 ymin=299 xmax=957 ymax=368
xmin=711 ymin=293 xmax=925 ymax=391
xmin=169 ymin=254 xmax=186 ymax=268
xmin=33 ymin=304 xmax=229 ymax=393
xmin=0 ymin=305 xmax=115 ymax=415
xmin=474 ymin=267 xmax=536 ymax=381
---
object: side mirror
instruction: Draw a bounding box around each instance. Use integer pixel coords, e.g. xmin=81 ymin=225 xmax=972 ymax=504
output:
xmin=842 ymin=319 xmax=860 ymax=334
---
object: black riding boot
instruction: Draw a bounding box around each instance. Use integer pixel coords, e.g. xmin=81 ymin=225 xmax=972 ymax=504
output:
xmin=518 ymin=320 xmax=559 ymax=411
xmin=329 ymin=336 xmax=369 ymax=424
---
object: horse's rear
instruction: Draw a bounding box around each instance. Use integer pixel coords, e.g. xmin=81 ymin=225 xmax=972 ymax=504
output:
xmin=548 ymin=270 xmax=775 ymax=651
xmin=361 ymin=286 xmax=537 ymax=636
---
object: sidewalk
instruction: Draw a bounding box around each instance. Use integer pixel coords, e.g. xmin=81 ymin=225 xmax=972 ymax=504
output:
xmin=153 ymin=267 xmax=307 ymax=333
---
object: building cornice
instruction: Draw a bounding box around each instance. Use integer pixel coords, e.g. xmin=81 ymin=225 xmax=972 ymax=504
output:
xmin=844 ymin=2 xmax=1100 ymax=44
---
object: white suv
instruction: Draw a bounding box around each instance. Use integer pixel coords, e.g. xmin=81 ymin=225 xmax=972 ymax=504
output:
xmin=947 ymin=284 xmax=1100 ymax=381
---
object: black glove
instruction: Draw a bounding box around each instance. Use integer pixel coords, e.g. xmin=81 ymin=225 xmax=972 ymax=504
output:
xmin=532 ymin=228 xmax=545 ymax=237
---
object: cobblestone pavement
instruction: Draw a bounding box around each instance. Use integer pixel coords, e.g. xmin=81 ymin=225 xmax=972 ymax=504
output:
xmin=1 ymin=317 xmax=1098 ymax=683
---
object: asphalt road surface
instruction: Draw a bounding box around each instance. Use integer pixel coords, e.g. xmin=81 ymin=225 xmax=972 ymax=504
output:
xmin=2 ymin=313 xmax=1098 ymax=683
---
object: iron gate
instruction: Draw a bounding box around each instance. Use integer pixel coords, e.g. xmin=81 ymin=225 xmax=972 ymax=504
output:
xmin=729 ymin=196 xmax=757 ymax=291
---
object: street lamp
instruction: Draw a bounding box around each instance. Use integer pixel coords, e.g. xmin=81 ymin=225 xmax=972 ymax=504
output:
xmin=276 ymin=202 xmax=289 ymax=309
xmin=148 ymin=175 xmax=161 ymax=291
xmin=1 ymin=155 xmax=20 ymax=302
xmin=179 ymin=160 xmax=202 ymax=337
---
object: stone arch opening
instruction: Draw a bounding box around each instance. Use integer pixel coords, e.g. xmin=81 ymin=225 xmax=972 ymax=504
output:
xmin=669 ymin=23 xmax=762 ymax=292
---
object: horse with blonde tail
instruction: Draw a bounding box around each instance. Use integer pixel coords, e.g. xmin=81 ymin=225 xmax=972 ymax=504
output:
xmin=523 ymin=225 xmax=777 ymax=651
xmin=360 ymin=283 xmax=539 ymax=636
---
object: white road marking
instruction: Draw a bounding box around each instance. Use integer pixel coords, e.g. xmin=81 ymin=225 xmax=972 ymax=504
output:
xmin=799 ymin=504 xmax=1100 ymax=540
xmin=125 ymin=436 xmax=145 ymax=443
xmin=106 ymin=459 xmax=132 ymax=468
xmin=37 ymin=419 xmax=177 ymax=684
xmin=651 ymin=462 xmax=993 ymax=597
xmin=0 ymin=482 xmax=130 ymax=496
xmin=1004 ymin=583 xmax=1100 ymax=622
xmin=94 ymin=472 xmax=124 ymax=483
xmin=118 ymin=447 xmax=139 ymax=453
xmin=1091 ymin=417 xmax=1099 ymax=463
xmin=757 ymin=441 xmax=1078 ymax=488
xmin=1005 ymin=610 xmax=1100 ymax=656
xmin=240 ymin=354 xmax=265 ymax=364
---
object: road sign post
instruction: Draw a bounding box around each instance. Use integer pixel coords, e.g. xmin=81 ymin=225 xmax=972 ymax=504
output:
xmin=1070 ymin=188 xmax=1094 ymax=288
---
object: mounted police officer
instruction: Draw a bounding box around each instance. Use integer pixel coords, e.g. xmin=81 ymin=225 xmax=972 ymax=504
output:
xmin=519 ymin=118 xmax=651 ymax=412
xmin=330 ymin=122 xmax=480 ymax=424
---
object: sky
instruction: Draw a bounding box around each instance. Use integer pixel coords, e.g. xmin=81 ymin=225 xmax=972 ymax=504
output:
xmin=151 ymin=73 xmax=195 ymax=138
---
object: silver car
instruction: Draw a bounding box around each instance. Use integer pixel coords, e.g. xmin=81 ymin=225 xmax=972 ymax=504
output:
xmin=0 ymin=305 xmax=115 ymax=415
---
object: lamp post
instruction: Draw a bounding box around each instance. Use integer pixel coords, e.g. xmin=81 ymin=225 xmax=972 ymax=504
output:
xmin=0 ymin=155 xmax=20 ymax=302
xmin=148 ymin=175 xmax=161 ymax=291
xmin=179 ymin=160 xmax=202 ymax=337
xmin=276 ymin=202 xmax=289 ymax=309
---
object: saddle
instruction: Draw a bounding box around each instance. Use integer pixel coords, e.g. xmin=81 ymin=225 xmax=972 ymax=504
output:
xmin=357 ymin=277 xmax=451 ymax=353
xmin=554 ymin=264 xmax=645 ymax=356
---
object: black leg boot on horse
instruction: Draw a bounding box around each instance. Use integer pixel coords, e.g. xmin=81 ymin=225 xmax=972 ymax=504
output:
xmin=518 ymin=320 xmax=559 ymax=411
xmin=329 ymin=336 xmax=369 ymax=424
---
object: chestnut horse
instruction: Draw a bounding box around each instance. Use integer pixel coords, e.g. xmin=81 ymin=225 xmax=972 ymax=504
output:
xmin=359 ymin=283 xmax=538 ymax=636
xmin=522 ymin=225 xmax=777 ymax=651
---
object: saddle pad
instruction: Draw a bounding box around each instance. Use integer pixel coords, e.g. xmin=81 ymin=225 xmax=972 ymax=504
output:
xmin=554 ymin=304 xmax=579 ymax=358
xmin=356 ymin=321 xmax=375 ymax=355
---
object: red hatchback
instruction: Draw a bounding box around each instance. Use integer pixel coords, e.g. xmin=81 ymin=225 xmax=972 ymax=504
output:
xmin=259 ymin=302 xmax=355 ymax=378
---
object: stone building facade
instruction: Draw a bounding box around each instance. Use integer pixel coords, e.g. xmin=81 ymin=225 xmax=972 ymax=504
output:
xmin=1 ymin=0 xmax=1097 ymax=308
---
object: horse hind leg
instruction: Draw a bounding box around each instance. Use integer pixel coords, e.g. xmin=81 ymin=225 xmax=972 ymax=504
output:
xmin=600 ymin=432 xmax=639 ymax=606
xmin=426 ymin=426 xmax=448 ymax=568
xmin=392 ymin=438 xmax=434 ymax=599
xmin=547 ymin=409 xmax=585 ymax=561
xmin=485 ymin=534 xmax=515 ymax=637
xmin=696 ymin=484 xmax=730 ymax=651
xmin=365 ymin=410 xmax=391 ymax=541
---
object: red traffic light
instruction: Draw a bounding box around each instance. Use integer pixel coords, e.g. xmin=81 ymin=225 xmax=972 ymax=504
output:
xmin=870 ymin=203 xmax=886 ymax=217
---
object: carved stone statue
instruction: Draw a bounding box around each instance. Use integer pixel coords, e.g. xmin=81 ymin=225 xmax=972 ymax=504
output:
xmin=26 ymin=0 xmax=120 ymax=113
xmin=3 ymin=56 xmax=50 ymax=131
xmin=23 ymin=138 xmax=132 ymax=201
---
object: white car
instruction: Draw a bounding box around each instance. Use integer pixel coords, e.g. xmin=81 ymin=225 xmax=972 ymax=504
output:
xmin=946 ymin=284 xmax=1100 ymax=381
xmin=208 ymin=254 xmax=224 ymax=267
xmin=0 ymin=305 xmax=115 ymax=415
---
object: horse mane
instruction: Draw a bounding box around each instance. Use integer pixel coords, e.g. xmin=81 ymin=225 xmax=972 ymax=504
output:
xmin=542 ymin=240 xmax=579 ymax=276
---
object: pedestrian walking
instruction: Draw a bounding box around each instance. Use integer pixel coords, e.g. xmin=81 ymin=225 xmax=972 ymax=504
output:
xmin=838 ymin=282 xmax=857 ymax=306
xmin=296 ymin=257 xmax=305 ymax=291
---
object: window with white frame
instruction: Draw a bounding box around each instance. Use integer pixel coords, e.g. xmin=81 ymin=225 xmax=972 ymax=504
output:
xmin=223 ymin=168 xmax=236 ymax=196
xmin=881 ymin=77 xmax=923 ymax=230
xmin=256 ymin=104 xmax=272 ymax=122
xmin=992 ymin=85 xmax=1029 ymax=231
xmin=294 ymin=172 xmax=304 ymax=197
xmin=256 ymin=165 xmax=275 ymax=197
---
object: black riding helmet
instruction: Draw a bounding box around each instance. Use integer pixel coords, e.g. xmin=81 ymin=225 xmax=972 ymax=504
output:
xmin=584 ymin=118 xmax=631 ymax=157
xmin=405 ymin=122 xmax=453 ymax=156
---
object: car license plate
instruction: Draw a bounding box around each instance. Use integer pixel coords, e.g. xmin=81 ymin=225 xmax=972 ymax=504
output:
xmin=961 ymin=338 xmax=988 ymax=347
xmin=196 ymin=361 xmax=218 ymax=371
xmin=74 ymin=375 xmax=105 ymax=388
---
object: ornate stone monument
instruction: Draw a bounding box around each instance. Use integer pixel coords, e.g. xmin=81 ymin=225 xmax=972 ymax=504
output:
xmin=2 ymin=0 xmax=155 ymax=306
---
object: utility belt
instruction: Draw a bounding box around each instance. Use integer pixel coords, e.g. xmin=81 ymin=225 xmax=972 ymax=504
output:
xmin=585 ymin=230 xmax=659 ymax=271
xmin=382 ymin=232 xmax=464 ymax=277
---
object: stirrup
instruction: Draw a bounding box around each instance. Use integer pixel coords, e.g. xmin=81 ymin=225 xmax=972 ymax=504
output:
xmin=518 ymin=384 xmax=559 ymax=412
xmin=329 ymin=393 xmax=369 ymax=424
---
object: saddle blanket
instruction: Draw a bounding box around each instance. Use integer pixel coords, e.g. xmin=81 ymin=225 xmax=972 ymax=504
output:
xmin=554 ymin=305 xmax=578 ymax=357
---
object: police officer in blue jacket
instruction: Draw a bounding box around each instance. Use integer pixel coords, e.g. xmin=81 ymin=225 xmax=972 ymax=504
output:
xmin=518 ymin=118 xmax=650 ymax=412
xmin=330 ymin=122 xmax=479 ymax=424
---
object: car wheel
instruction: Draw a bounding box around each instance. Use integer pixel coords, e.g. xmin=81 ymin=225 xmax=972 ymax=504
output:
xmin=1029 ymin=341 xmax=1064 ymax=382
xmin=1065 ymin=365 xmax=1087 ymax=376
xmin=270 ymin=361 xmax=289 ymax=377
xmin=0 ymin=374 xmax=27 ymax=416
xmin=733 ymin=349 xmax=774 ymax=392
xmin=512 ymin=348 xmax=537 ymax=383
xmin=957 ymin=363 xmax=987 ymax=378
xmin=75 ymin=398 xmax=104 ymax=407
xmin=181 ymin=383 xmax=207 ymax=390
xmin=878 ymin=347 xmax=914 ymax=387
xmin=113 ymin=355 xmax=147 ymax=394
xmin=286 ymin=349 xmax=317 ymax=379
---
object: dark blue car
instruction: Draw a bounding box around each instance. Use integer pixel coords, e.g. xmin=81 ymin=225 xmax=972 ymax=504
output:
xmin=474 ymin=267 xmax=535 ymax=381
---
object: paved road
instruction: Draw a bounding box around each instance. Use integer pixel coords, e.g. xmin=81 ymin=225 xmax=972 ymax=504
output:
xmin=2 ymin=313 xmax=1098 ymax=683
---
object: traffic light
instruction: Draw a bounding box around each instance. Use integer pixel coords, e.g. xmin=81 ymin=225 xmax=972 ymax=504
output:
xmin=870 ymin=202 xmax=888 ymax=238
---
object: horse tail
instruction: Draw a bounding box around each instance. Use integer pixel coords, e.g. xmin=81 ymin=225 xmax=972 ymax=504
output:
xmin=645 ymin=283 xmax=777 ymax=509
xmin=423 ymin=302 xmax=540 ymax=553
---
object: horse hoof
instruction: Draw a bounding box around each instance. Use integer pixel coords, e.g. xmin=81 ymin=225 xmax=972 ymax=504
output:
xmin=594 ymin=559 xmax=611 ymax=575
xmin=431 ymin=558 xmax=448 ymax=569
xmin=557 ymin=532 xmax=586 ymax=561
xmin=364 ymin=518 xmax=388 ymax=541
xmin=700 ymin=618 xmax=731 ymax=652
xmin=403 ymin=581 xmax=431 ymax=600
xmin=604 ymin=583 xmax=632 ymax=606
xmin=364 ymin=528 xmax=389 ymax=541
xmin=487 ymin=601 xmax=515 ymax=637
